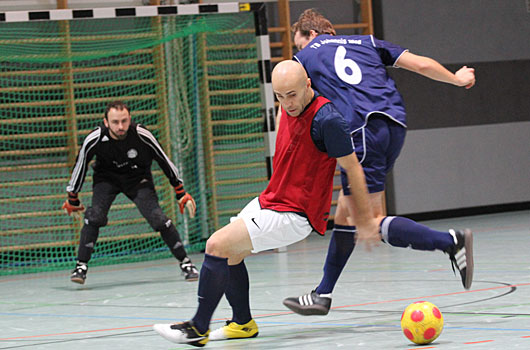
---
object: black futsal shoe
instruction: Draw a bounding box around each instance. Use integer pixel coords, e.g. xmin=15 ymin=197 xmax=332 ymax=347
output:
xmin=283 ymin=290 xmax=332 ymax=315
xmin=446 ymin=229 xmax=474 ymax=289
xmin=70 ymin=261 xmax=88 ymax=284
xmin=180 ymin=259 xmax=199 ymax=281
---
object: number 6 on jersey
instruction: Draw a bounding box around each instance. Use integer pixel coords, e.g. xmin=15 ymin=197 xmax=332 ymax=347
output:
xmin=334 ymin=45 xmax=362 ymax=85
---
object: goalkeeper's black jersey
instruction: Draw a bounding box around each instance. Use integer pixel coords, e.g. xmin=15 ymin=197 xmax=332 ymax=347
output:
xmin=66 ymin=122 xmax=182 ymax=193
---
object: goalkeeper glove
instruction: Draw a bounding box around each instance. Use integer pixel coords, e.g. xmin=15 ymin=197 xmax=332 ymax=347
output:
xmin=62 ymin=192 xmax=85 ymax=219
xmin=174 ymin=184 xmax=196 ymax=218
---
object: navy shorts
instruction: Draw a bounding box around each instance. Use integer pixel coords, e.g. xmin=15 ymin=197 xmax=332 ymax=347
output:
xmin=341 ymin=115 xmax=406 ymax=194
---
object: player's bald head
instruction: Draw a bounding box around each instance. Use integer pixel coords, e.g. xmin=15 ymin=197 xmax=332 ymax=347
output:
xmin=272 ymin=60 xmax=314 ymax=117
xmin=271 ymin=60 xmax=308 ymax=91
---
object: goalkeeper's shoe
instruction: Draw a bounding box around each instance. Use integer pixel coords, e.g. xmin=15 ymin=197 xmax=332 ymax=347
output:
xmin=283 ymin=290 xmax=332 ymax=315
xmin=180 ymin=258 xmax=199 ymax=281
xmin=70 ymin=262 xmax=87 ymax=284
xmin=446 ymin=229 xmax=474 ymax=289
xmin=209 ymin=319 xmax=259 ymax=341
xmin=153 ymin=321 xmax=209 ymax=347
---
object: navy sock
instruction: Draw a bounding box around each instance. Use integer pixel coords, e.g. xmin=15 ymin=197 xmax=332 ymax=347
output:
xmin=192 ymin=254 xmax=228 ymax=334
xmin=380 ymin=216 xmax=454 ymax=251
xmin=225 ymin=260 xmax=252 ymax=325
xmin=315 ymin=225 xmax=356 ymax=295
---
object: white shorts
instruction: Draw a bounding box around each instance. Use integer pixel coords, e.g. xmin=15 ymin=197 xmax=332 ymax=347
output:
xmin=230 ymin=197 xmax=313 ymax=253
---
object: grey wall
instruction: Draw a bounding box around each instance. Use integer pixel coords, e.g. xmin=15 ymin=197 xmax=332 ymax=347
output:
xmin=377 ymin=0 xmax=530 ymax=64
xmin=388 ymin=60 xmax=530 ymax=130
xmin=374 ymin=0 xmax=530 ymax=215
xmin=387 ymin=122 xmax=530 ymax=214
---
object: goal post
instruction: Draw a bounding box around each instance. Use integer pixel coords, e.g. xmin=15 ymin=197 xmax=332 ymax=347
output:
xmin=0 ymin=2 xmax=274 ymax=275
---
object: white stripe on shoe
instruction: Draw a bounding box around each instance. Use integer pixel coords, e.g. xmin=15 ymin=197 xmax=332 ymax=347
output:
xmin=456 ymin=249 xmax=467 ymax=269
xmin=299 ymin=293 xmax=314 ymax=306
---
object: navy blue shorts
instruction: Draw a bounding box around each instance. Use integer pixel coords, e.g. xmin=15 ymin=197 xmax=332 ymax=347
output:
xmin=341 ymin=115 xmax=406 ymax=194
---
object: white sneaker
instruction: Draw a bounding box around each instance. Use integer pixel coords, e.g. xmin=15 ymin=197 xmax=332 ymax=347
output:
xmin=153 ymin=321 xmax=209 ymax=347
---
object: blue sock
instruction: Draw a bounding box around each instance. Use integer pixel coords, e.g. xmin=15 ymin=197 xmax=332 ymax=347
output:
xmin=380 ymin=216 xmax=454 ymax=251
xmin=225 ymin=260 xmax=252 ymax=325
xmin=315 ymin=225 xmax=356 ymax=295
xmin=192 ymin=254 xmax=228 ymax=334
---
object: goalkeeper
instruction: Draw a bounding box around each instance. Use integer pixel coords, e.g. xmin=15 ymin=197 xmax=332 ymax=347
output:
xmin=62 ymin=101 xmax=198 ymax=284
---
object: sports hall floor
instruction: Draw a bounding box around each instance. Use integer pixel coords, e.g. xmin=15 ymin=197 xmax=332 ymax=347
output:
xmin=1 ymin=210 xmax=529 ymax=349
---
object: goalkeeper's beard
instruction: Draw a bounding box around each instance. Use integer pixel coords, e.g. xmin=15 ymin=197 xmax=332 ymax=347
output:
xmin=110 ymin=129 xmax=127 ymax=140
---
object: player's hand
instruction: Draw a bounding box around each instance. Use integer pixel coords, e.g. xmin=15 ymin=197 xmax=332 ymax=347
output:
xmin=355 ymin=219 xmax=381 ymax=252
xmin=455 ymin=66 xmax=475 ymax=89
xmin=174 ymin=184 xmax=196 ymax=218
xmin=178 ymin=193 xmax=196 ymax=218
xmin=62 ymin=192 xmax=85 ymax=219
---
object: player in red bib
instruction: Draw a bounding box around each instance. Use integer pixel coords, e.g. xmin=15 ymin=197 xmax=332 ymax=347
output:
xmin=153 ymin=60 xmax=379 ymax=347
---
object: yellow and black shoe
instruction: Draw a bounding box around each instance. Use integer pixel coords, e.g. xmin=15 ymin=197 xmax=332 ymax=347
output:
xmin=153 ymin=321 xmax=209 ymax=347
xmin=209 ymin=319 xmax=259 ymax=341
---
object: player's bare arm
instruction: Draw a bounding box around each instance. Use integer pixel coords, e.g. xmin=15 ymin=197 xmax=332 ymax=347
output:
xmin=336 ymin=154 xmax=379 ymax=250
xmin=395 ymin=51 xmax=475 ymax=89
xmin=275 ymin=106 xmax=282 ymax=129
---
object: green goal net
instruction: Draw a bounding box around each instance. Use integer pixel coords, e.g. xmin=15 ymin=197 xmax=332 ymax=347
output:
xmin=0 ymin=5 xmax=270 ymax=275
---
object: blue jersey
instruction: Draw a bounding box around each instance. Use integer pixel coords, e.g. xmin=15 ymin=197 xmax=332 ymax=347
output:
xmin=294 ymin=34 xmax=408 ymax=132
xmin=310 ymin=98 xmax=353 ymax=158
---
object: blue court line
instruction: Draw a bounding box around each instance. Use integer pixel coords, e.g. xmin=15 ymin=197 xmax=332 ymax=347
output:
xmin=0 ymin=312 xmax=178 ymax=321
xmin=2 ymin=312 xmax=530 ymax=333
xmin=255 ymin=320 xmax=530 ymax=332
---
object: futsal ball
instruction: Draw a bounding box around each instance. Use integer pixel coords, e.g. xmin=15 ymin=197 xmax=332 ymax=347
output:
xmin=400 ymin=301 xmax=444 ymax=345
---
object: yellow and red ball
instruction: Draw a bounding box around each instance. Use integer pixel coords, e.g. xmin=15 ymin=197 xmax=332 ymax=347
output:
xmin=401 ymin=301 xmax=444 ymax=344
